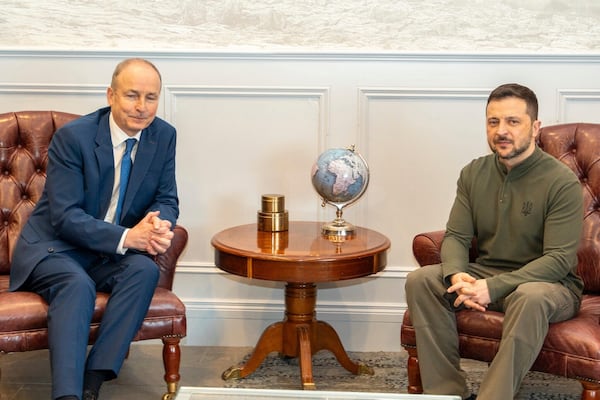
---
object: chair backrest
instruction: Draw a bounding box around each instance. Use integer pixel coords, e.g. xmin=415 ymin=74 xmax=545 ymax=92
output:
xmin=0 ymin=110 xmax=187 ymax=293
xmin=537 ymin=123 xmax=600 ymax=294
xmin=0 ymin=111 xmax=80 ymax=283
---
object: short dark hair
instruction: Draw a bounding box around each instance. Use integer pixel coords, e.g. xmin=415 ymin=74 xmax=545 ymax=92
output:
xmin=487 ymin=83 xmax=538 ymax=121
xmin=111 ymin=58 xmax=162 ymax=89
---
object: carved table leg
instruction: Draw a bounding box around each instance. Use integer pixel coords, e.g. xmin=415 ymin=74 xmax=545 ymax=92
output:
xmin=297 ymin=325 xmax=316 ymax=390
xmin=222 ymin=321 xmax=283 ymax=380
xmin=284 ymin=282 xmax=372 ymax=387
xmin=222 ymin=281 xmax=371 ymax=389
xmin=314 ymin=320 xmax=373 ymax=376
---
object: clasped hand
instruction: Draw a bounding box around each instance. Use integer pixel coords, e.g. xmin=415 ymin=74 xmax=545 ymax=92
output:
xmin=447 ymin=272 xmax=491 ymax=312
xmin=124 ymin=211 xmax=174 ymax=255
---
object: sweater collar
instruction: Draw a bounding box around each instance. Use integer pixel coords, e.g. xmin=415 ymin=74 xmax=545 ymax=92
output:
xmin=495 ymin=146 xmax=544 ymax=178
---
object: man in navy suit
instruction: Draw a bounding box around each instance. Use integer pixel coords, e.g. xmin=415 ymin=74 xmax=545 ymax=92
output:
xmin=10 ymin=58 xmax=179 ymax=400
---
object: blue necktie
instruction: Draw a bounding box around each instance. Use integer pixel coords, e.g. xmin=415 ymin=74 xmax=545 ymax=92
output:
xmin=115 ymin=138 xmax=136 ymax=223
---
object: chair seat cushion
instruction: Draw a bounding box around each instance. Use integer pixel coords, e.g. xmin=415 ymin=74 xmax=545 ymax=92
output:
xmin=0 ymin=291 xmax=49 ymax=331
xmin=543 ymin=295 xmax=600 ymax=357
xmin=401 ymin=294 xmax=600 ymax=380
xmin=0 ymin=287 xmax=186 ymax=352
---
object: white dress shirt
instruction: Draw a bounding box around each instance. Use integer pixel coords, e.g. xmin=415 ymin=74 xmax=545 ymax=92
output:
xmin=105 ymin=112 xmax=141 ymax=254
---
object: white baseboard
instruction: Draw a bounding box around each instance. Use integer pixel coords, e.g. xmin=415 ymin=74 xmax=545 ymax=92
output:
xmin=180 ymin=298 xmax=406 ymax=352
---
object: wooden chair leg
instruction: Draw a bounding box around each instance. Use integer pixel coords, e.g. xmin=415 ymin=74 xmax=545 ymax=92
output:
xmin=580 ymin=379 xmax=600 ymax=400
xmin=161 ymin=335 xmax=182 ymax=400
xmin=405 ymin=347 xmax=423 ymax=394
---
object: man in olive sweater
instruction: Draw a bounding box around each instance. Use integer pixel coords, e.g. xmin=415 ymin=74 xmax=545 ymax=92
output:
xmin=405 ymin=83 xmax=583 ymax=400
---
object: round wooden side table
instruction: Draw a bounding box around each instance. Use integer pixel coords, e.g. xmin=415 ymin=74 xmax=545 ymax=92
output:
xmin=211 ymin=221 xmax=391 ymax=389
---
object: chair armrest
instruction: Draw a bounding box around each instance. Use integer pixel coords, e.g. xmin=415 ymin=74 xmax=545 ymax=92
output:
xmin=412 ymin=230 xmax=445 ymax=266
xmin=412 ymin=230 xmax=479 ymax=267
xmin=154 ymin=225 xmax=189 ymax=290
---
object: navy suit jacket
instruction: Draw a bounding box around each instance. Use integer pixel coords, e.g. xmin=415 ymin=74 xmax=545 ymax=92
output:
xmin=10 ymin=106 xmax=179 ymax=291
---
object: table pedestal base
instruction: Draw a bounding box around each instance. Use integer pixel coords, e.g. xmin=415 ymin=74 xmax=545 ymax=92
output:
xmin=221 ymin=283 xmax=374 ymax=389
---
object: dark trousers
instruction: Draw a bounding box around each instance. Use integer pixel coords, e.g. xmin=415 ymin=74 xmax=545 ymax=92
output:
xmin=24 ymin=249 xmax=159 ymax=400
xmin=405 ymin=263 xmax=580 ymax=400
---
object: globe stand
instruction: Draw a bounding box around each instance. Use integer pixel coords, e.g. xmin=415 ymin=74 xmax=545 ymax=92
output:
xmin=321 ymin=207 xmax=355 ymax=239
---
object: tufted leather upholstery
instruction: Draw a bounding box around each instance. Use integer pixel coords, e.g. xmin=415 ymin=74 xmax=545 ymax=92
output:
xmin=0 ymin=111 xmax=188 ymax=399
xmin=401 ymin=123 xmax=600 ymax=400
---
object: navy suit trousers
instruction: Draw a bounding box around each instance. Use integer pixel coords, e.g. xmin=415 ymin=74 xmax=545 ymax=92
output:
xmin=24 ymin=249 xmax=159 ymax=400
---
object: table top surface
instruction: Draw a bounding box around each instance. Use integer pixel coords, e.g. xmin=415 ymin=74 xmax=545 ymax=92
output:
xmin=175 ymin=387 xmax=460 ymax=400
xmin=211 ymin=221 xmax=391 ymax=283
xmin=211 ymin=221 xmax=390 ymax=260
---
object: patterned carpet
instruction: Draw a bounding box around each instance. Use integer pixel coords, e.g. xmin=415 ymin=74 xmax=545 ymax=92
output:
xmin=224 ymin=351 xmax=582 ymax=399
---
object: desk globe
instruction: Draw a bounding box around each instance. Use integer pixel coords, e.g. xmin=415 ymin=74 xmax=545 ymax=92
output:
xmin=311 ymin=145 xmax=369 ymax=238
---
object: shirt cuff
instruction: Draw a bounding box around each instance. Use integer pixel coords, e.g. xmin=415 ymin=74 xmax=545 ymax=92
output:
xmin=116 ymin=228 xmax=130 ymax=255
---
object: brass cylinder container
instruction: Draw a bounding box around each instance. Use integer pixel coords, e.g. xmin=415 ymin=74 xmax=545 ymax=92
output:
xmin=257 ymin=194 xmax=289 ymax=232
xmin=261 ymin=194 xmax=285 ymax=213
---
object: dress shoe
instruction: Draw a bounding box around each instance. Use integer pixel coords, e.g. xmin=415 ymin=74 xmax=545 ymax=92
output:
xmin=82 ymin=389 xmax=98 ymax=400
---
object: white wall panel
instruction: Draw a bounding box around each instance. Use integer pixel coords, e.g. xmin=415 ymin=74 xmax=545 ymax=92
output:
xmin=359 ymin=88 xmax=490 ymax=267
xmin=558 ymin=90 xmax=600 ymax=124
xmin=0 ymin=84 xmax=106 ymax=114
xmin=164 ymin=86 xmax=329 ymax=262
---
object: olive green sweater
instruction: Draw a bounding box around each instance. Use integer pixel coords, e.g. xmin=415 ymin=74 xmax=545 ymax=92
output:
xmin=441 ymin=147 xmax=584 ymax=302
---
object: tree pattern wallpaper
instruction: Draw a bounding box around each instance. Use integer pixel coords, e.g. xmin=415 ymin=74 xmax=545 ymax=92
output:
xmin=2 ymin=0 xmax=599 ymax=52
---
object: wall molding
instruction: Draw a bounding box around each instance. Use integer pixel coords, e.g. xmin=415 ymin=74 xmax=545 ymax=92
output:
xmin=3 ymin=49 xmax=600 ymax=63
xmin=356 ymin=86 xmax=490 ymax=155
xmin=557 ymin=89 xmax=600 ymax=122
xmin=0 ymin=83 xmax=106 ymax=94
xmin=182 ymin=296 xmax=405 ymax=351
xmin=358 ymin=86 xmax=491 ymax=146
xmin=163 ymin=85 xmax=330 ymax=151
xmin=183 ymin=297 xmax=404 ymax=323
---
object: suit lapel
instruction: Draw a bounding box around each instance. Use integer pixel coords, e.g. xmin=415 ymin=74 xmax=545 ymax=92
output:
xmin=95 ymin=113 xmax=116 ymax=219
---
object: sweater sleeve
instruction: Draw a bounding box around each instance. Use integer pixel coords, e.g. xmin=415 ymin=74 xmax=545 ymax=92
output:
xmin=440 ymin=165 xmax=475 ymax=285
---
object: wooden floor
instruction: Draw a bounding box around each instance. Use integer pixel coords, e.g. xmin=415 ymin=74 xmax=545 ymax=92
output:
xmin=0 ymin=344 xmax=257 ymax=400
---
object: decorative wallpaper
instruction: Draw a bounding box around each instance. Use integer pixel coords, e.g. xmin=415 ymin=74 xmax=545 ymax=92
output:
xmin=1 ymin=0 xmax=600 ymax=52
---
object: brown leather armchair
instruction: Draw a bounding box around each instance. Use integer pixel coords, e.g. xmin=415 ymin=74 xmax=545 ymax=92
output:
xmin=0 ymin=111 xmax=188 ymax=400
xmin=401 ymin=123 xmax=600 ymax=400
